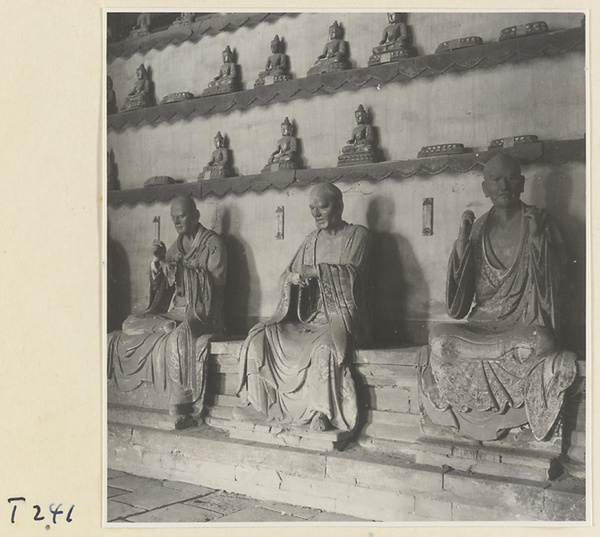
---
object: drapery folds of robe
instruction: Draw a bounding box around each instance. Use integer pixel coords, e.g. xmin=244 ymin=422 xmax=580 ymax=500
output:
xmin=237 ymin=223 xmax=371 ymax=432
xmin=420 ymin=203 xmax=577 ymax=441
xmin=107 ymin=226 xmax=226 ymax=408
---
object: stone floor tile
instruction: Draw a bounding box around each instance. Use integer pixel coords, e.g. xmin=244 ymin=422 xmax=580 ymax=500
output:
xmin=107 ymin=469 xmax=129 ymax=479
xmin=109 ymin=474 xmax=163 ymax=492
xmin=308 ymin=511 xmax=369 ymax=522
xmin=106 ymin=500 xmax=145 ymax=522
xmin=260 ymin=500 xmax=321 ymax=519
xmin=161 ymin=480 xmax=213 ymax=496
xmin=215 ymin=506 xmax=304 ymax=522
xmin=115 ymin=485 xmax=204 ymax=510
xmin=127 ymin=503 xmax=219 ymax=523
xmin=108 ymin=486 xmax=129 ymax=498
xmin=187 ymin=491 xmax=254 ymax=515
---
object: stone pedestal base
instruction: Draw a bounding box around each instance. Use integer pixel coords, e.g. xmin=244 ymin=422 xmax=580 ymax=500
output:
xmin=368 ymin=47 xmax=415 ymax=66
xmin=337 ymin=152 xmax=376 ymax=167
xmin=262 ymin=161 xmax=297 ymax=172
xmin=254 ymin=74 xmax=293 ymax=87
xmin=198 ymin=168 xmax=234 ymax=181
xmin=202 ymin=83 xmax=240 ymax=97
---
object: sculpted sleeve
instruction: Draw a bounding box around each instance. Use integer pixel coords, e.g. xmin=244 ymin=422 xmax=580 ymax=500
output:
xmin=446 ymin=238 xmax=476 ymax=319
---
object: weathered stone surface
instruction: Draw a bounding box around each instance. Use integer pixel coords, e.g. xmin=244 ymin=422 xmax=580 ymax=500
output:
xmin=361 ymin=422 xmax=421 ymax=443
xmin=354 ymin=347 xmax=421 ymax=365
xmin=187 ymin=491 xmax=254 ymax=515
xmin=107 ymin=469 xmax=129 ymax=479
xmin=444 ymin=471 xmax=547 ymax=520
xmin=260 ymin=500 xmax=320 ymax=519
xmin=366 ymin=409 xmax=420 ymax=427
xmin=126 ymin=503 xmax=217 ymax=523
xmin=309 ymin=511 xmax=367 ymax=521
xmin=109 ymin=474 xmax=162 ymax=492
xmin=108 ymin=404 xmax=174 ymax=429
xmin=451 ymin=502 xmax=512 ymax=521
xmin=344 ymin=486 xmax=415 ymax=520
xmin=326 ymin=455 xmax=443 ymax=494
xmin=161 ymin=480 xmax=213 ymax=496
xmin=414 ymin=496 xmax=453 ymax=520
xmin=362 ymin=386 xmax=411 ymax=412
xmin=542 ymin=476 xmax=586 ymax=521
xmin=106 ymin=500 xmax=145 ymax=522
xmin=216 ymin=506 xmax=303 ymax=522
xmin=115 ymin=484 xmax=201 ymax=510
xmin=235 ymin=465 xmax=282 ymax=489
xmin=210 ymin=341 xmax=242 ymax=355
xmin=107 ymin=486 xmax=129 ymax=498
xmin=280 ymin=473 xmax=351 ymax=501
xmin=242 ymin=444 xmax=326 ymax=479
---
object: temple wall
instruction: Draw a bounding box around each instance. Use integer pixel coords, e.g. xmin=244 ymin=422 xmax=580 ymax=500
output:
xmin=107 ymin=12 xmax=586 ymax=349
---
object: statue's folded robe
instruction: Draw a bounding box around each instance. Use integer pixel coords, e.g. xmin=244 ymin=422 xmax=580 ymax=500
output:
xmin=108 ymin=227 xmax=226 ymax=406
xmin=420 ymin=203 xmax=577 ymax=441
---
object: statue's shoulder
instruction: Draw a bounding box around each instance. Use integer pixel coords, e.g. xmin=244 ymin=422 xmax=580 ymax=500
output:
xmin=470 ymin=210 xmax=490 ymax=240
xmin=346 ymin=223 xmax=370 ymax=243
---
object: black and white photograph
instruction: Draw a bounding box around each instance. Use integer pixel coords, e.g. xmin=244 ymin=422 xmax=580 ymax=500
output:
xmin=104 ymin=9 xmax=588 ymax=526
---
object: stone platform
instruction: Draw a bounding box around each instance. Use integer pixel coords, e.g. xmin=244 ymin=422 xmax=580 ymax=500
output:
xmin=107 ymin=341 xmax=586 ymax=522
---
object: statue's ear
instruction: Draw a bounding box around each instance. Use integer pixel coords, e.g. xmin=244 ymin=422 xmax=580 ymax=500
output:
xmin=518 ymin=175 xmax=525 ymax=193
xmin=481 ymin=180 xmax=490 ymax=199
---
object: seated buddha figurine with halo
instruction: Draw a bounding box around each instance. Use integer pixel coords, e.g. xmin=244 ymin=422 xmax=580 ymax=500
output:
xmin=307 ymin=21 xmax=350 ymax=77
xmin=198 ymin=132 xmax=234 ymax=181
xmin=121 ymin=64 xmax=152 ymax=112
xmin=202 ymin=46 xmax=240 ymax=96
xmin=262 ymin=117 xmax=300 ymax=172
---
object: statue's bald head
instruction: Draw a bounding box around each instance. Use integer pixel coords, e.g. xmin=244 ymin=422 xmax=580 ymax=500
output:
xmin=309 ymin=183 xmax=344 ymax=231
xmin=170 ymin=196 xmax=200 ymax=236
xmin=483 ymin=154 xmax=521 ymax=181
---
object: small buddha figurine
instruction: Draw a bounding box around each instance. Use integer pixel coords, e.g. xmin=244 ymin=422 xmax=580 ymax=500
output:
xmin=202 ymin=46 xmax=240 ymax=96
xmin=107 ymin=76 xmax=117 ymax=115
xmin=199 ymin=132 xmax=234 ymax=180
xmin=255 ymin=35 xmax=292 ymax=87
xmin=369 ymin=13 xmax=416 ymax=66
xmin=129 ymin=13 xmax=152 ymax=38
xmin=338 ymin=105 xmax=377 ymax=166
xmin=263 ymin=117 xmax=299 ymax=172
xmin=121 ymin=64 xmax=152 ymax=112
xmin=171 ymin=13 xmax=196 ymax=27
xmin=307 ymin=21 xmax=350 ymax=76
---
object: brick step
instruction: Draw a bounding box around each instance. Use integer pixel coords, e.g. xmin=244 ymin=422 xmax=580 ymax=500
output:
xmin=107 ymin=421 xmax=585 ymax=521
xmin=108 ymin=404 xmax=178 ymax=430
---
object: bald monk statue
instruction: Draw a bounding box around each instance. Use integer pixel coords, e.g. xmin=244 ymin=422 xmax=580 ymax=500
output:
xmin=108 ymin=197 xmax=227 ymax=429
xmin=235 ymin=183 xmax=372 ymax=433
xmin=419 ymin=154 xmax=577 ymax=441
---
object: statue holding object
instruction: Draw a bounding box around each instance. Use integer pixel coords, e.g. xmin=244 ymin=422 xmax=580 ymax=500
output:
xmin=202 ymin=46 xmax=240 ymax=96
xmin=108 ymin=197 xmax=227 ymax=429
xmin=255 ymin=35 xmax=292 ymax=87
xmin=262 ymin=117 xmax=300 ymax=172
xmin=121 ymin=64 xmax=152 ymax=112
xmin=199 ymin=132 xmax=234 ymax=180
xmin=419 ymin=154 xmax=577 ymax=442
xmin=337 ymin=105 xmax=377 ymax=166
xmin=307 ymin=21 xmax=350 ymax=77
xmin=369 ymin=13 xmax=416 ymax=66
xmin=235 ymin=183 xmax=372 ymax=436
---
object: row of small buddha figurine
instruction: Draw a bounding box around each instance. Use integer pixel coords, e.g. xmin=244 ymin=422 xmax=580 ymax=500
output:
xmin=109 ymin=14 xmax=415 ymax=113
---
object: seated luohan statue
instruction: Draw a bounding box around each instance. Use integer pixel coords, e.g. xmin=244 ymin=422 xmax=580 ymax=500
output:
xmin=307 ymin=21 xmax=350 ymax=76
xmin=198 ymin=132 xmax=234 ymax=180
xmin=262 ymin=117 xmax=300 ymax=172
xmin=337 ymin=105 xmax=377 ymax=166
xmin=419 ymin=154 xmax=577 ymax=441
xmin=368 ymin=13 xmax=416 ymax=66
xmin=121 ymin=64 xmax=152 ymax=112
xmin=235 ymin=183 xmax=372 ymax=433
xmin=202 ymin=46 xmax=240 ymax=96
xmin=255 ymin=35 xmax=292 ymax=86
xmin=107 ymin=197 xmax=227 ymax=429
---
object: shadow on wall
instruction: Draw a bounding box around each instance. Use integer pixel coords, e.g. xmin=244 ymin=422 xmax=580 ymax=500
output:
xmin=222 ymin=207 xmax=259 ymax=336
xmin=107 ymin=222 xmax=131 ymax=332
xmin=538 ymin=167 xmax=586 ymax=353
xmin=366 ymin=196 xmax=430 ymax=346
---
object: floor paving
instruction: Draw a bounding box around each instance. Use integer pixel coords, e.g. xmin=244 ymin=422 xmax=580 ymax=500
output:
xmin=107 ymin=469 xmax=371 ymax=523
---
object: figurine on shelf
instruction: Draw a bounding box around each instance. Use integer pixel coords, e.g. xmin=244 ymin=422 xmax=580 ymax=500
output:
xmin=307 ymin=21 xmax=350 ymax=77
xmin=199 ymin=132 xmax=235 ymax=181
xmin=263 ymin=117 xmax=300 ymax=172
xmin=368 ymin=13 xmax=416 ymax=66
xmin=129 ymin=13 xmax=152 ymax=38
xmin=338 ymin=105 xmax=377 ymax=166
xmin=121 ymin=64 xmax=152 ymax=112
xmin=171 ymin=13 xmax=196 ymax=27
xmin=202 ymin=46 xmax=240 ymax=96
xmin=107 ymin=76 xmax=117 ymax=115
xmin=255 ymin=35 xmax=292 ymax=87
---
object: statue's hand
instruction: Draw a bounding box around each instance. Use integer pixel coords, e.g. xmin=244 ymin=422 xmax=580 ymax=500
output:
xmin=290 ymin=272 xmax=308 ymax=287
xmin=152 ymin=240 xmax=166 ymax=261
xmin=524 ymin=205 xmax=546 ymax=241
xmin=456 ymin=210 xmax=475 ymax=259
xmin=300 ymin=265 xmax=318 ymax=280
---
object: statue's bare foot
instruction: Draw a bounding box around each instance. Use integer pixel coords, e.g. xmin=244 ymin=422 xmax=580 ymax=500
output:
xmin=310 ymin=412 xmax=332 ymax=432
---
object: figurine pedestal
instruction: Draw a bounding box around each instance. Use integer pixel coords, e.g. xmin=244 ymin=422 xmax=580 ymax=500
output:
xmin=368 ymin=47 xmax=414 ymax=66
xmin=254 ymin=74 xmax=293 ymax=87
xmin=337 ymin=152 xmax=376 ymax=167
xmin=202 ymin=83 xmax=239 ymax=97
xmin=262 ymin=161 xmax=297 ymax=173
